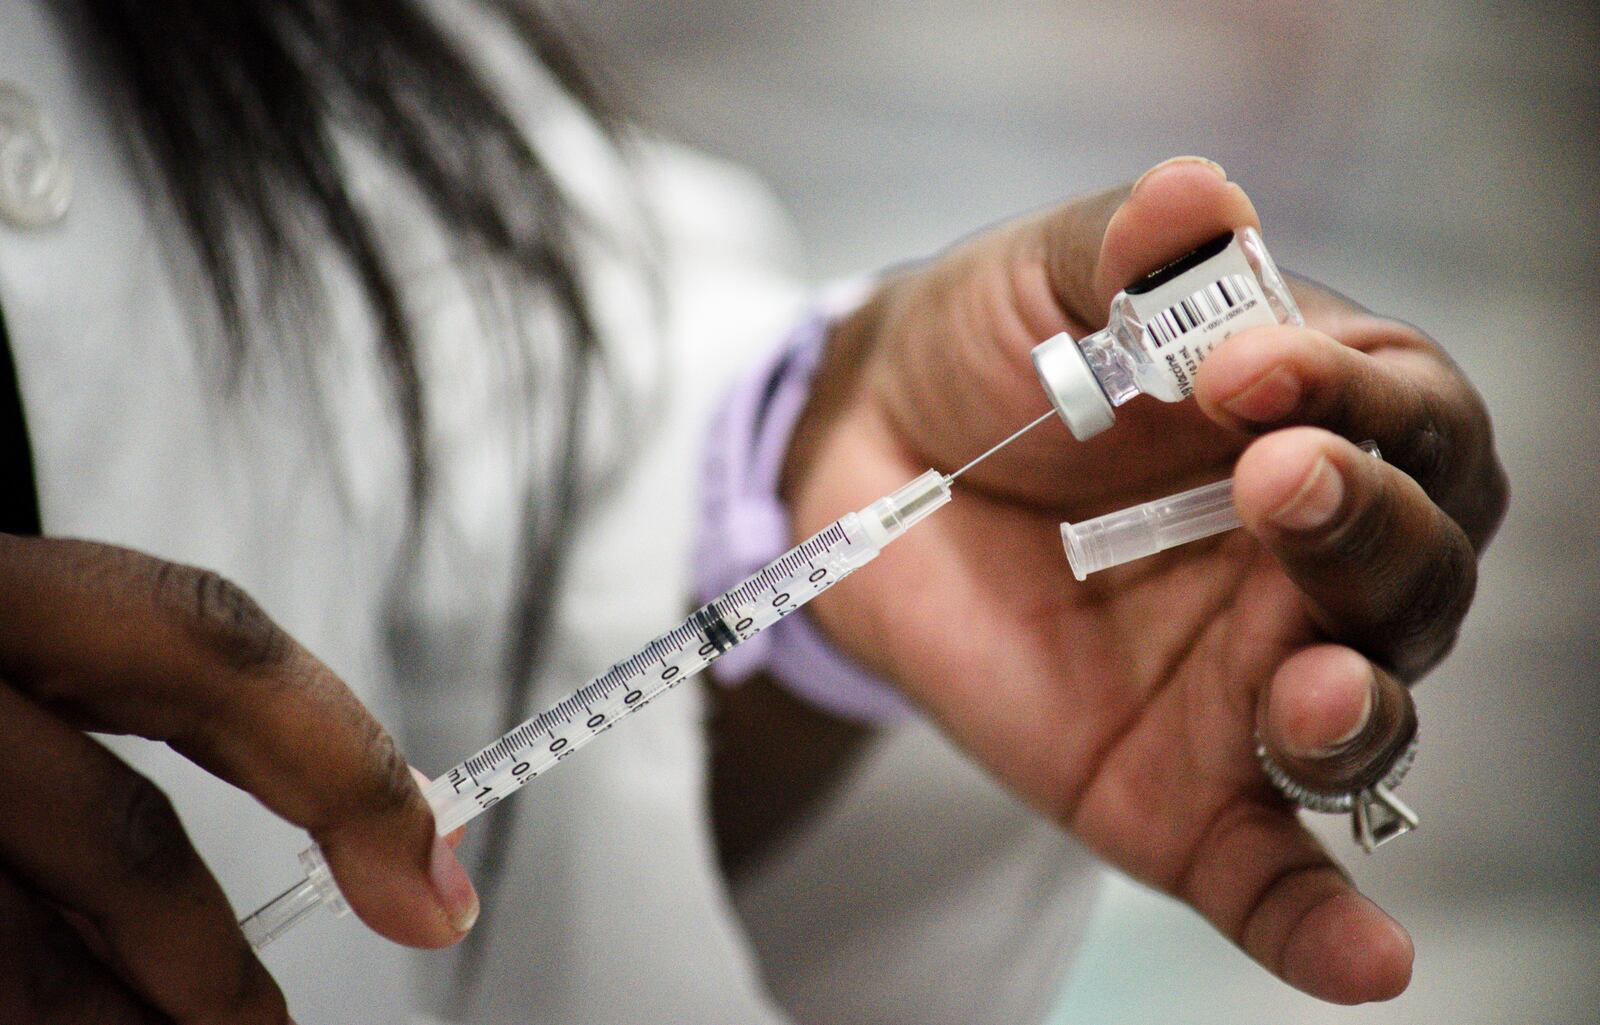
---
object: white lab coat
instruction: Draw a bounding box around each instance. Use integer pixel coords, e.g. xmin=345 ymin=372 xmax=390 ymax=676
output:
xmin=0 ymin=2 xmax=1101 ymax=1022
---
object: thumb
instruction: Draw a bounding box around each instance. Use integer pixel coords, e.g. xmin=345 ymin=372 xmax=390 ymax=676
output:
xmin=1040 ymin=156 xmax=1262 ymax=328
xmin=0 ymin=536 xmax=478 ymax=948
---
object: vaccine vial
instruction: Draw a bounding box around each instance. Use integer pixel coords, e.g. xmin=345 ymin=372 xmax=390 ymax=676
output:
xmin=1032 ymin=227 xmax=1301 ymax=439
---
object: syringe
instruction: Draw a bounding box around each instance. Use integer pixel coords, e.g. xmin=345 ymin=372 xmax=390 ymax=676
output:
xmin=239 ymin=416 xmax=1050 ymax=948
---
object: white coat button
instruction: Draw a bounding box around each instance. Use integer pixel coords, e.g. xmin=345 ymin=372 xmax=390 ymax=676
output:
xmin=0 ymin=81 xmax=72 ymax=229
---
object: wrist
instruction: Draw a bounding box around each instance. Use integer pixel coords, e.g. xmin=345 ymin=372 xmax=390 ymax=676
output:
xmin=694 ymin=284 xmax=916 ymax=725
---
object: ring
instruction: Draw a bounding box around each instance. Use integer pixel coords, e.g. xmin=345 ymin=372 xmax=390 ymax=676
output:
xmin=1255 ymin=732 xmax=1421 ymax=853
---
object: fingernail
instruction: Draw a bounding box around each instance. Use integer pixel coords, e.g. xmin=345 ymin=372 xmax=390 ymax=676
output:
xmin=1222 ymin=366 xmax=1302 ymax=423
xmin=1133 ymin=155 xmax=1226 ymax=194
xmin=1290 ymin=677 xmax=1374 ymax=759
xmin=1270 ymin=456 xmax=1344 ymax=531
xmin=1325 ymin=680 xmax=1375 ymax=753
xmin=430 ymin=833 xmax=478 ymax=933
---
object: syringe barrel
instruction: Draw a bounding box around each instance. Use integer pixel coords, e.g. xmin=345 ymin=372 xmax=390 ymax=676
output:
xmin=1061 ymin=477 xmax=1242 ymax=581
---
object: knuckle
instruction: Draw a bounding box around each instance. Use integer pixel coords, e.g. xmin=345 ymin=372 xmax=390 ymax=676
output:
xmin=1443 ymin=387 xmax=1510 ymax=550
xmin=1379 ymin=528 xmax=1477 ymax=678
xmin=1240 ymin=860 xmax=1345 ymax=962
xmin=154 ymin=562 xmax=290 ymax=672
xmin=311 ymin=706 xmax=418 ymax=831
xmin=1396 ymin=402 xmax=1452 ymax=493
xmin=357 ymin=726 xmax=417 ymax=820
xmin=1397 ymin=365 xmax=1494 ymax=512
xmin=1474 ymin=454 xmax=1512 ymax=545
xmin=108 ymin=774 xmax=199 ymax=889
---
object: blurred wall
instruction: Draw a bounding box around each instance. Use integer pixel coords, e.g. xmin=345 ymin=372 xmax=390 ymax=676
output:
xmin=579 ymin=2 xmax=1599 ymax=1021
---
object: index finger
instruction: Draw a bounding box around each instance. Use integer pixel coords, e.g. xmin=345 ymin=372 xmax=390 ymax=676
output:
xmin=0 ymin=536 xmax=475 ymax=947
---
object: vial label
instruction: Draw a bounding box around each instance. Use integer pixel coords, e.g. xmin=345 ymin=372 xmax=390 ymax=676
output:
xmin=1125 ymin=236 xmax=1279 ymax=398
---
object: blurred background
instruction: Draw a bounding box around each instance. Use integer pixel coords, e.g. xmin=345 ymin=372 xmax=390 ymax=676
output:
xmin=580 ymin=1 xmax=1597 ymax=1022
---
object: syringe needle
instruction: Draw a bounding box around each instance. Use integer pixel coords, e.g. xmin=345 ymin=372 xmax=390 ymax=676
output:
xmin=945 ymin=410 xmax=1054 ymax=483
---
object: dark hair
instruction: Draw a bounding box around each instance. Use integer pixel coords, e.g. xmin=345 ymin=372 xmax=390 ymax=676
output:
xmin=58 ymin=0 xmax=632 ymax=995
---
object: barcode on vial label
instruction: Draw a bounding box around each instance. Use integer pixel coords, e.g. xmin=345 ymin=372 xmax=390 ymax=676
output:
xmin=1144 ymin=273 xmax=1260 ymax=347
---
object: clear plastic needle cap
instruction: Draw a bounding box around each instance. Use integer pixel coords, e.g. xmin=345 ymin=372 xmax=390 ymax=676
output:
xmin=1062 ymin=442 xmax=1380 ymax=580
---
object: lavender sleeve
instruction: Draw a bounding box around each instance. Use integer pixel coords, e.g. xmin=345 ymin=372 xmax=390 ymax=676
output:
xmin=693 ymin=301 xmax=915 ymax=725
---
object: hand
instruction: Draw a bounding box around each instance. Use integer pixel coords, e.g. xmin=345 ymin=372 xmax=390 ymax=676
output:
xmin=0 ymin=536 xmax=478 ymax=1023
xmin=784 ymin=157 xmax=1508 ymax=1003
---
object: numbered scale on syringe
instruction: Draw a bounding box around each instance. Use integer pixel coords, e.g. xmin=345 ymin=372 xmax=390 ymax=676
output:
xmin=426 ymin=511 xmax=889 ymax=833
xmin=241 ymin=469 xmax=953 ymax=951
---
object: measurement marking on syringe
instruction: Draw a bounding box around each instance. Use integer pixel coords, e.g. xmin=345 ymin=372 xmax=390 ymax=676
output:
xmin=241 ymin=471 xmax=964 ymax=950
xmin=433 ymin=520 xmax=869 ymax=788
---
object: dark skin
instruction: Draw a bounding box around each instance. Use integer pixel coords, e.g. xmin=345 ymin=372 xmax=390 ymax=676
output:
xmin=0 ymin=159 xmax=1505 ymax=1021
xmin=761 ymin=158 xmax=1506 ymax=1003
xmin=0 ymin=537 xmax=475 ymax=1023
